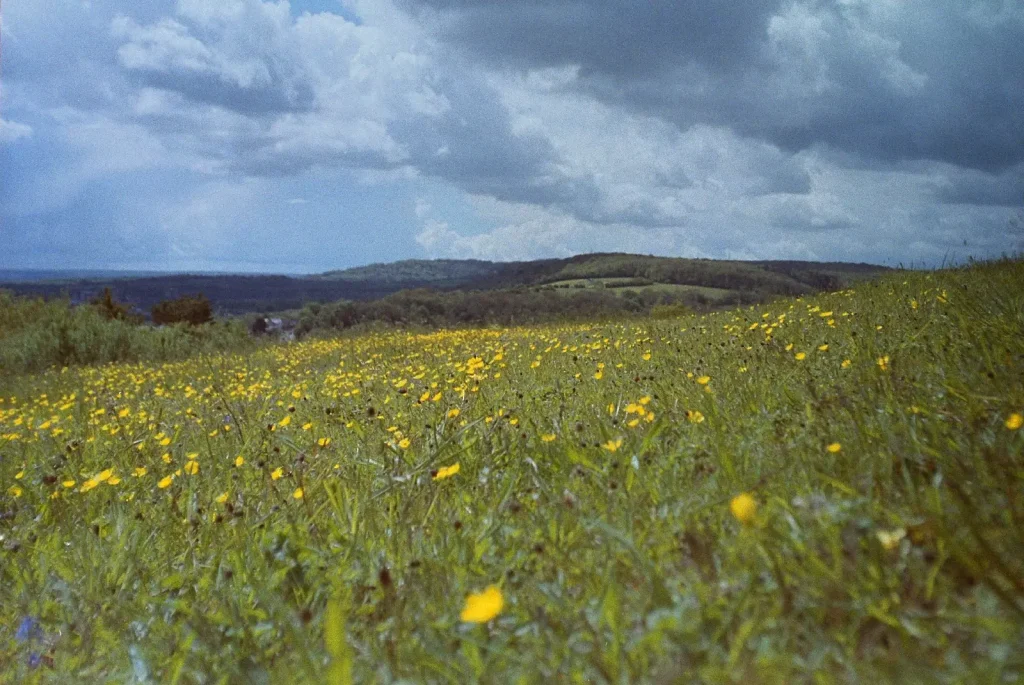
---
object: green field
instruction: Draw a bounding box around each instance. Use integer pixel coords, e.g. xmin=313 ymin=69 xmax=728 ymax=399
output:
xmin=1 ymin=260 xmax=1023 ymax=682
xmin=541 ymin=278 xmax=738 ymax=301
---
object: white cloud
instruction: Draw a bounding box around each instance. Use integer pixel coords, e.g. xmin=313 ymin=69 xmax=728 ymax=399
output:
xmin=413 ymin=197 xmax=432 ymax=218
xmin=414 ymin=218 xmax=459 ymax=254
xmin=0 ymin=118 xmax=33 ymax=143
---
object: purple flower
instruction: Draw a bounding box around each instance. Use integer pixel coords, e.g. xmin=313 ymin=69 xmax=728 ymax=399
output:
xmin=15 ymin=616 xmax=39 ymax=642
xmin=27 ymin=652 xmax=42 ymax=669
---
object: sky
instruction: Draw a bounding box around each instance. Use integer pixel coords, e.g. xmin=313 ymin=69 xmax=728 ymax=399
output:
xmin=1 ymin=0 xmax=1022 ymax=273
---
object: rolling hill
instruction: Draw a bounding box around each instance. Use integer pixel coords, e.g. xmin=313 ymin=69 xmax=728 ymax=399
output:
xmin=0 ymin=253 xmax=890 ymax=316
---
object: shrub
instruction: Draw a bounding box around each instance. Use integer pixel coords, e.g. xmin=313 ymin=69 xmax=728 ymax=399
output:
xmin=152 ymin=293 xmax=213 ymax=326
xmin=89 ymin=287 xmax=144 ymax=323
xmin=0 ymin=290 xmax=252 ymax=382
xmin=650 ymin=303 xmax=693 ymax=319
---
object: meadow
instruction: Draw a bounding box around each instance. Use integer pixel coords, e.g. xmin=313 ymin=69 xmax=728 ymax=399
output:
xmin=1 ymin=259 xmax=1023 ymax=682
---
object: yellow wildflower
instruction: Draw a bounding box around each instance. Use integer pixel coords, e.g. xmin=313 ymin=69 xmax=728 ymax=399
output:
xmin=876 ymin=528 xmax=906 ymax=551
xmin=1006 ymin=413 xmax=1023 ymax=430
xmin=730 ymin=493 xmax=757 ymax=525
xmin=460 ymin=585 xmax=504 ymax=623
xmin=433 ymin=463 xmax=461 ymax=480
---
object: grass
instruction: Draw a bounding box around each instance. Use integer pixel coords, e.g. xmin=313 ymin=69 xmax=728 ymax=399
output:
xmin=1 ymin=259 xmax=1023 ymax=682
xmin=541 ymin=278 xmax=737 ymax=301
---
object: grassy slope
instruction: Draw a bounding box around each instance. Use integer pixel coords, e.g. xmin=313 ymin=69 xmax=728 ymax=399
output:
xmin=541 ymin=278 xmax=738 ymax=301
xmin=0 ymin=259 xmax=1022 ymax=682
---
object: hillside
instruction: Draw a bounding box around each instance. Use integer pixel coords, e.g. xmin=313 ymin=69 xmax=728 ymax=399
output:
xmin=318 ymin=259 xmax=501 ymax=284
xmin=1 ymin=259 xmax=1022 ymax=681
xmin=0 ymin=253 xmax=890 ymax=316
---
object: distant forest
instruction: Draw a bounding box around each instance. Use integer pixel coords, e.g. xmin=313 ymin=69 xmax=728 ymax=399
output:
xmin=1 ymin=254 xmax=889 ymax=324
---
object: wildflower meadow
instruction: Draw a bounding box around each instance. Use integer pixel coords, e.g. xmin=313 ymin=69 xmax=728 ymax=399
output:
xmin=1 ymin=259 xmax=1023 ymax=682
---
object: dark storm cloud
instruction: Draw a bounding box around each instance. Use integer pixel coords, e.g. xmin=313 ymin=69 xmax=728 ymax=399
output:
xmin=934 ymin=165 xmax=1024 ymax=207
xmin=399 ymin=0 xmax=780 ymax=76
xmin=399 ymin=0 xmax=1024 ymax=173
xmin=121 ymin=60 xmax=316 ymax=114
xmin=391 ymin=74 xmax=601 ymax=208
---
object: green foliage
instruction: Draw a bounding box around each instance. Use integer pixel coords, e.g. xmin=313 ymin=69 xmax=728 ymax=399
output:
xmin=89 ymin=287 xmax=143 ymax=323
xmin=2 ymin=260 xmax=1023 ymax=681
xmin=151 ymin=293 xmax=214 ymax=326
xmin=319 ymin=258 xmax=499 ymax=284
xmin=0 ymin=290 xmax=252 ymax=381
xmin=649 ymin=302 xmax=693 ymax=319
xmin=295 ymin=286 xmax=743 ymax=337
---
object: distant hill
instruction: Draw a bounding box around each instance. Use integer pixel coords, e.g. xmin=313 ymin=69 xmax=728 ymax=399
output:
xmin=318 ymin=259 xmax=500 ymax=285
xmin=0 ymin=253 xmax=890 ymax=316
xmin=0 ymin=269 xmax=174 ymax=283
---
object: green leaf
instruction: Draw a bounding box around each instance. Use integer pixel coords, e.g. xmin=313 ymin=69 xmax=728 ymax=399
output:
xmin=325 ymin=596 xmax=353 ymax=685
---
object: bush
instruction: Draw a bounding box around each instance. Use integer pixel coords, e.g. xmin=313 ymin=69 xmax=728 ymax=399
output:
xmin=650 ymin=303 xmax=693 ymax=319
xmin=89 ymin=287 xmax=144 ymax=323
xmin=152 ymin=293 xmax=213 ymax=326
xmin=0 ymin=290 xmax=252 ymax=381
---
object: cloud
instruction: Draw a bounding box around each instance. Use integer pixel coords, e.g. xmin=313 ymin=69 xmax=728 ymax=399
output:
xmin=0 ymin=119 xmax=33 ymax=144
xmin=107 ymin=0 xmax=588 ymax=205
xmin=932 ymin=164 xmax=1024 ymax=207
xmin=399 ymin=0 xmax=780 ymax=77
xmin=2 ymin=0 xmax=1021 ymax=271
xmin=401 ymin=0 xmax=1024 ymax=173
xmin=112 ymin=8 xmax=315 ymax=114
